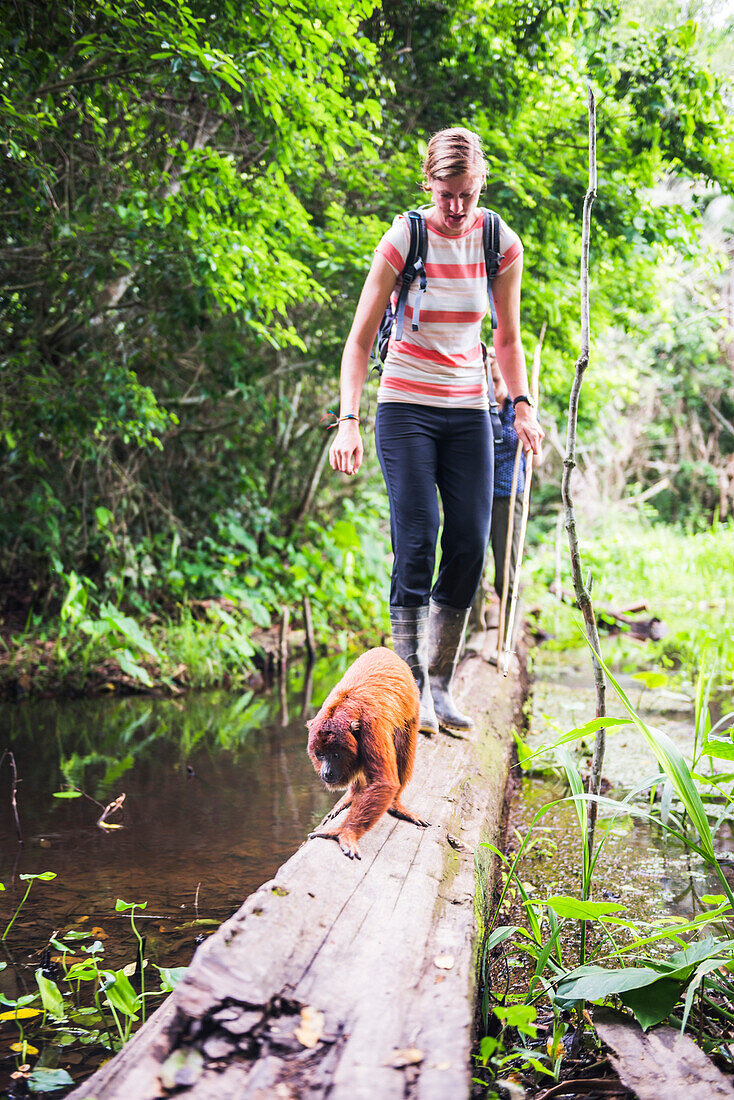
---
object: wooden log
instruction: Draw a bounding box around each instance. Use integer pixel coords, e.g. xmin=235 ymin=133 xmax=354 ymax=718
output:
xmin=69 ymin=643 xmax=525 ymax=1100
xmin=594 ymin=1007 xmax=734 ymax=1099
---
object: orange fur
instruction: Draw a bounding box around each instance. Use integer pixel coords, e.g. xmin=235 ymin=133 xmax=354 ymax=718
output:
xmin=307 ymin=647 xmax=428 ymax=859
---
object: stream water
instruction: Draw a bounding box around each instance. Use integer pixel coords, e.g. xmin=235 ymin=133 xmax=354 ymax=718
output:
xmin=0 ymin=655 xmax=349 ymax=1094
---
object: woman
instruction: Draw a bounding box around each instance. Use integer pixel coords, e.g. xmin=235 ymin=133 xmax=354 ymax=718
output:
xmin=329 ymin=127 xmax=543 ymax=734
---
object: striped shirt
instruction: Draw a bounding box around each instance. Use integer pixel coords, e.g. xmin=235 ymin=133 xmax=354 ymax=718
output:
xmin=375 ymin=208 xmax=522 ymax=409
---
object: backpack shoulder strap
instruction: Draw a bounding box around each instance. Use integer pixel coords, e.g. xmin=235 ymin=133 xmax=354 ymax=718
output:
xmin=482 ymin=341 xmax=504 ymax=444
xmin=395 ymin=210 xmax=428 ymax=342
xmin=482 ymin=210 xmax=504 ymax=330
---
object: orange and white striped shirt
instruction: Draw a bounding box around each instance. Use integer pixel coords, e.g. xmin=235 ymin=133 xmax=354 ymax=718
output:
xmin=375 ymin=208 xmax=522 ymax=409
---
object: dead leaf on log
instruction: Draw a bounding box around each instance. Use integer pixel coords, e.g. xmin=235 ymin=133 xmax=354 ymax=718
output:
xmin=446 ymin=831 xmax=472 ymax=854
xmin=294 ymin=1005 xmax=324 ymax=1048
xmin=388 ymin=1047 xmax=424 ymax=1068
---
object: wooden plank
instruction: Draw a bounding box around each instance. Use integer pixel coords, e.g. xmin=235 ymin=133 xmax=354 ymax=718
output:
xmin=69 ymin=638 xmax=522 ymax=1100
xmin=594 ymin=1007 xmax=734 ymax=1099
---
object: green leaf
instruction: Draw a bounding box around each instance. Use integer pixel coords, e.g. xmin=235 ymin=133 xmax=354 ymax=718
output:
xmin=620 ymin=977 xmax=684 ymax=1030
xmin=35 ymin=970 xmax=66 ymax=1020
xmin=487 ymin=925 xmax=523 ymax=950
xmin=115 ymin=898 xmax=147 ymax=913
xmin=101 ymin=970 xmax=140 ymax=1018
xmin=52 ymin=790 xmax=82 ymax=799
xmin=522 ymin=717 xmax=630 ymax=764
xmin=545 ymin=896 xmax=627 ymax=920
xmin=157 ymin=965 xmax=188 ymax=992
xmin=27 ymin=1067 xmax=75 ymax=1093
xmin=556 ymin=965 xmax=665 ymax=1002
xmin=669 ymin=935 xmax=734 ymax=968
xmin=631 ymin=671 xmax=668 ymax=689
xmin=701 ymin=739 xmax=734 ymax=761
xmin=117 ymin=649 xmax=154 ymax=687
xmin=680 ymin=958 xmax=730 ymax=1033
xmin=494 ymin=1003 xmax=537 ymax=1036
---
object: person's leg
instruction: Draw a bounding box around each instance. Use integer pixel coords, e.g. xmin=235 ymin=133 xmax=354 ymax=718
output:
xmin=375 ymin=403 xmax=441 ymax=607
xmin=376 ymin=403 xmax=441 ymax=733
xmin=432 ymin=409 xmax=493 ymax=609
xmin=429 ymin=410 xmax=493 ymax=732
xmin=490 ymin=495 xmax=512 ymax=600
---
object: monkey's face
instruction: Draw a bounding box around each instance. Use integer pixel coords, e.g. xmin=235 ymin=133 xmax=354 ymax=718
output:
xmin=307 ymin=715 xmax=359 ymax=790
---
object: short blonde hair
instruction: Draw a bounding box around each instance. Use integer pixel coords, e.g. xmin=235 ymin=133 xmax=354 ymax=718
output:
xmin=421 ymin=127 xmax=487 ymax=189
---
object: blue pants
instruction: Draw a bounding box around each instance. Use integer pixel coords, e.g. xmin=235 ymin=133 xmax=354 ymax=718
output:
xmin=375 ymin=402 xmax=493 ymax=608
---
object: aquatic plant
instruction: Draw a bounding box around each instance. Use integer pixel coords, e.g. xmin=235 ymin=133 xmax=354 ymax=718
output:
xmin=1 ymin=871 xmax=56 ymax=942
xmin=0 ymin=891 xmax=187 ymax=1091
xmin=477 ymin=658 xmax=734 ymax=1091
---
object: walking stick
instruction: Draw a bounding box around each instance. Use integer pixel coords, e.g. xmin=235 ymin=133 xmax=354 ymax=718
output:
xmin=499 ymin=323 xmax=545 ymax=676
xmin=495 ymin=442 xmax=522 ymax=664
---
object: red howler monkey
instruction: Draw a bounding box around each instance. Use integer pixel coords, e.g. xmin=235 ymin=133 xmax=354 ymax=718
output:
xmin=307 ymin=647 xmax=429 ymax=860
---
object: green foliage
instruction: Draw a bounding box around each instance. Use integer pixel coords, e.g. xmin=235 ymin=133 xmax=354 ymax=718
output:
xmin=527 ymin=509 xmax=734 ymax=678
xmin=1 ymin=0 xmax=733 ymax=676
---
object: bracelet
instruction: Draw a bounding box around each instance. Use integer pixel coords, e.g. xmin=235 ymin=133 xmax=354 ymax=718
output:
xmin=322 ymin=409 xmax=360 ymax=430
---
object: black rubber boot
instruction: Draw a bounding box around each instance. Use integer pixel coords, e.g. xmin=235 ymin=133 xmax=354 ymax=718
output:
xmin=390 ymin=605 xmax=438 ymax=735
xmin=428 ymin=600 xmax=474 ymax=733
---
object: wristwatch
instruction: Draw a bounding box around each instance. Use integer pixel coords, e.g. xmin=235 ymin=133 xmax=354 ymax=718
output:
xmin=513 ymin=394 xmax=535 ymax=409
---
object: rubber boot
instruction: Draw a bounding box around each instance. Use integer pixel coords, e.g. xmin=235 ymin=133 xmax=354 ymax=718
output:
xmin=428 ymin=600 xmax=474 ymax=733
xmin=390 ymin=605 xmax=438 ymax=735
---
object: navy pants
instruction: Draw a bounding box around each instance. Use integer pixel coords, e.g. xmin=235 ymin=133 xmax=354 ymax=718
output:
xmin=375 ymin=402 xmax=493 ymax=608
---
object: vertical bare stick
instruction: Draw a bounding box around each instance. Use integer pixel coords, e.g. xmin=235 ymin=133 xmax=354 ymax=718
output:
xmin=1 ymin=750 xmax=23 ymax=846
xmin=279 ymin=607 xmax=290 ymax=669
xmin=499 ymin=324 xmax=545 ymax=674
xmin=279 ymin=607 xmax=290 ymax=727
xmin=561 ymin=86 xmax=605 ymax=909
xmin=500 ymin=459 xmax=535 ymax=676
xmin=302 ymin=595 xmax=316 ymax=663
xmin=496 ymin=443 xmax=522 ymax=664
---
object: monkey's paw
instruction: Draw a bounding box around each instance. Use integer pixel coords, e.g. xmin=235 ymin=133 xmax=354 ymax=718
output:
xmin=388 ymin=802 xmax=430 ymax=828
xmin=308 ymin=828 xmax=362 ymax=860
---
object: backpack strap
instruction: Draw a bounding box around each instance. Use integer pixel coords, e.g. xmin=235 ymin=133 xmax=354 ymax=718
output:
xmin=394 ymin=211 xmax=428 ymax=342
xmin=482 ymin=342 xmax=504 ymax=444
xmin=483 ymin=210 xmax=503 ymax=330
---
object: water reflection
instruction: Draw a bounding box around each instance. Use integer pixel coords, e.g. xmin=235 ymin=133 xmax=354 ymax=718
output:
xmin=0 ymin=655 xmax=351 ymax=963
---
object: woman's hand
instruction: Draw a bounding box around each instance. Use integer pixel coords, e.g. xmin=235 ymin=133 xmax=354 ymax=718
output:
xmin=513 ymin=403 xmax=544 ymax=458
xmin=329 ymin=420 xmax=363 ymax=476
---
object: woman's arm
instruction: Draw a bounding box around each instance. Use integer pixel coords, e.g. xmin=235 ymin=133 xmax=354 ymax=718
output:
xmin=329 ymin=253 xmax=397 ymax=476
xmin=491 ymin=255 xmax=544 ymax=456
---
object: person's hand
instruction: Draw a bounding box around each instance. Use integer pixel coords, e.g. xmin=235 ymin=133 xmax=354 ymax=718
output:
xmin=513 ymin=404 xmax=544 ymax=459
xmin=329 ymin=420 xmax=363 ymax=476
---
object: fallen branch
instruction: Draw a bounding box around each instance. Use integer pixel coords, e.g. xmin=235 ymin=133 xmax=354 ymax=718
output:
xmin=97 ymin=793 xmax=126 ymax=830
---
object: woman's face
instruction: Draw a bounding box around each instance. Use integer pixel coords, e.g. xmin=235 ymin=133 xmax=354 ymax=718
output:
xmin=426 ymin=172 xmax=484 ymax=235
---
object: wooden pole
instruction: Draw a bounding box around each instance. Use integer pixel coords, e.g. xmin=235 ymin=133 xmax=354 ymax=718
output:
xmin=302 ymin=595 xmax=316 ymax=663
xmin=499 ymin=323 xmax=545 ymax=675
xmin=495 ymin=443 xmax=522 ymax=663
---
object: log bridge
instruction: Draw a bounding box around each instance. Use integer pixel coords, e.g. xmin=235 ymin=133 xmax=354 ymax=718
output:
xmin=70 ymin=634 xmax=524 ymax=1100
